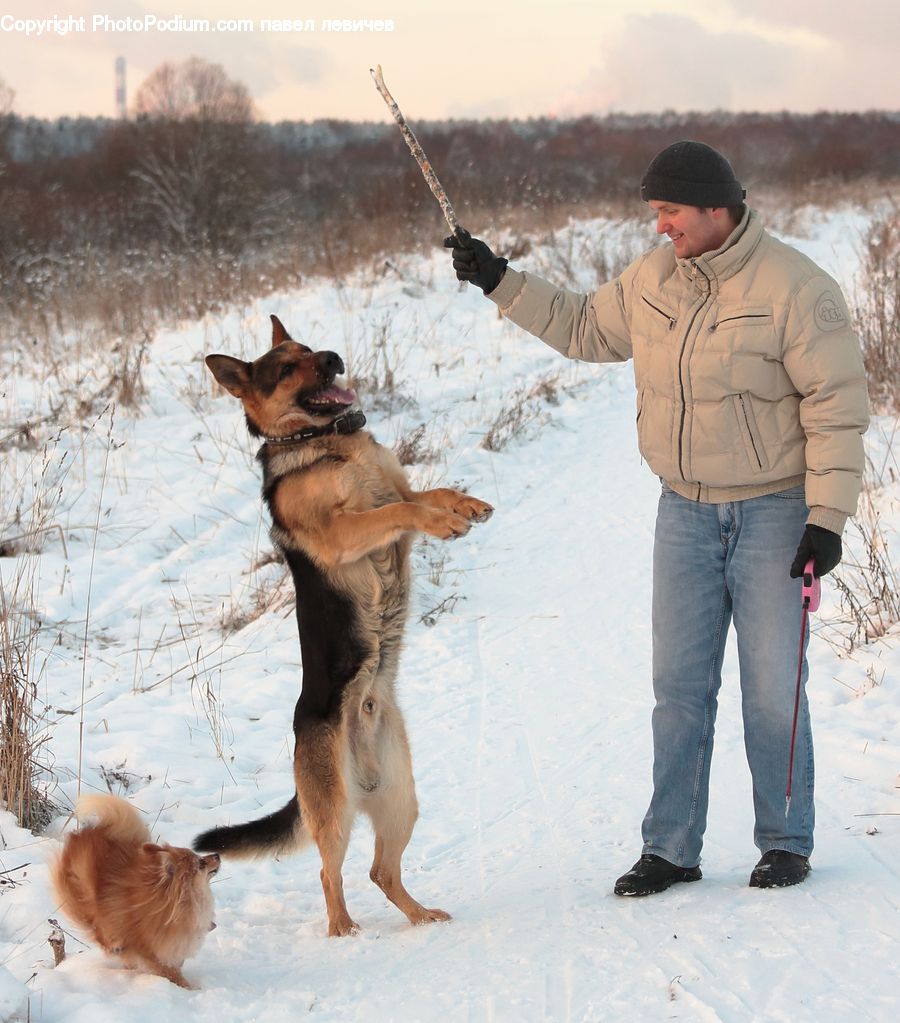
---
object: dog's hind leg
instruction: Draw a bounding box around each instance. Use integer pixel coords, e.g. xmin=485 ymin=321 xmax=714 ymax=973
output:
xmin=294 ymin=722 xmax=359 ymax=937
xmin=364 ymin=715 xmax=451 ymax=927
xmin=314 ymin=811 xmax=357 ymax=937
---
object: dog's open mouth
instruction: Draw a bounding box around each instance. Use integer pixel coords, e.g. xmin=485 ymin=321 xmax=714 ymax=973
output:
xmin=299 ymin=384 xmax=357 ymax=415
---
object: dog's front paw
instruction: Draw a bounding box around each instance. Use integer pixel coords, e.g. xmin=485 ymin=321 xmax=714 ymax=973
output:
xmin=421 ymin=509 xmax=471 ymax=541
xmin=454 ymin=496 xmax=494 ymax=523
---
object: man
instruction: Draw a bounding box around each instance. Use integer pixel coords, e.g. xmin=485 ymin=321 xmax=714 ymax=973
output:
xmin=445 ymin=140 xmax=869 ymax=894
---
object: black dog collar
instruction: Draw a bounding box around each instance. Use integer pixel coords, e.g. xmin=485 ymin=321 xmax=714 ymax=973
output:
xmin=264 ymin=409 xmax=367 ymax=445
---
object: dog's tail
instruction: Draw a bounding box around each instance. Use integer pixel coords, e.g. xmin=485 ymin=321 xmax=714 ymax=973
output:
xmin=192 ymin=795 xmax=308 ymax=859
xmin=74 ymin=794 xmax=151 ymax=844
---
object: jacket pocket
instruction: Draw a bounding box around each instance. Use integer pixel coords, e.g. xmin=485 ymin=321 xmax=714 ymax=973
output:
xmin=731 ymin=392 xmax=770 ymax=472
xmin=708 ymin=306 xmax=773 ymax=332
xmin=640 ymin=289 xmax=678 ymax=331
xmin=635 ymin=388 xmax=650 ymax=463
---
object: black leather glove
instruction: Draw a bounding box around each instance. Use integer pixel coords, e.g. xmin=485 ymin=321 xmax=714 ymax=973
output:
xmin=790 ymin=524 xmax=842 ymax=578
xmin=443 ymin=227 xmax=508 ymax=295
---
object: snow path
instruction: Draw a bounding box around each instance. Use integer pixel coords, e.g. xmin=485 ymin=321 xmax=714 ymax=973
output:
xmin=17 ymin=371 xmax=899 ymax=1023
xmin=1 ymin=212 xmax=898 ymax=1021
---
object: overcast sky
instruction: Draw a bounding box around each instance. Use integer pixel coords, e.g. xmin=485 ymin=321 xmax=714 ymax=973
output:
xmin=2 ymin=0 xmax=898 ymax=122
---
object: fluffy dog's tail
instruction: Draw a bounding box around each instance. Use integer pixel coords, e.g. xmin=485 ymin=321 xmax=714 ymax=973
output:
xmin=192 ymin=795 xmax=308 ymax=859
xmin=74 ymin=794 xmax=151 ymax=844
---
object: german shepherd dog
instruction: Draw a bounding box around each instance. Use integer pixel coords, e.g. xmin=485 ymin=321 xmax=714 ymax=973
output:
xmin=194 ymin=315 xmax=492 ymax=936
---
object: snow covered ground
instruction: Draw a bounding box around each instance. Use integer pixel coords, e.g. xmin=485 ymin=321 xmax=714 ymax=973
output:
xmin=1 ymin=209 xmax=898 ymax=1022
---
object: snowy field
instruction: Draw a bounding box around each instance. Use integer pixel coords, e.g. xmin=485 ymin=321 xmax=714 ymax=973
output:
xmin=1 ymin=209 xmax=899 ymax=1022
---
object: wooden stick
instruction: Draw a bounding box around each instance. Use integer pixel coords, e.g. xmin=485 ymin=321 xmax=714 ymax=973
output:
xmin=370 ymin=65 xmax=461 ymax=237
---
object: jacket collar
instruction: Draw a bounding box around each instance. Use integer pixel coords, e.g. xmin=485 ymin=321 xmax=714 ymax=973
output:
xmin=676 ymin=207 xmax=763 ymax=288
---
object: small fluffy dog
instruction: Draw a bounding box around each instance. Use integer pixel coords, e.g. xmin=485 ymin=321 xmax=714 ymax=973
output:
xmin=51 ymin=794 xmax=220 ymax=989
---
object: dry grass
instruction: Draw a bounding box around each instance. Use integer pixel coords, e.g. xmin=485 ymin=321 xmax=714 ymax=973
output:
xmin=344 ymin=309 xmax=416 ymax=415
xmin=0 ymin=445 xmax=61 ymax=830
xmin=0 ymin=580 xmax=51 ymax=829
xmin=169 ymin=586 xmax=235 ymax=763
xmin=217 ymin=550 xmax=293 ymax=635
xmin=524 ymin=214 xmax=649 ymax=289
xmin=481 ymin=371 xmax=562 ymax=452
xmin=419 ymin=593 xmax=462 ymax=627
xmin=395 ymin=423 xmax=440 ymax=467
xmin=830 ymin=482 xmax=900 ymax=653
xmin=852 ymin=201 xmax=900 ymax=413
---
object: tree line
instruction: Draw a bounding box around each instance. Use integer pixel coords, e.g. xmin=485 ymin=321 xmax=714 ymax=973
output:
xmin=1 ymin=58 xmax=897 ymax=335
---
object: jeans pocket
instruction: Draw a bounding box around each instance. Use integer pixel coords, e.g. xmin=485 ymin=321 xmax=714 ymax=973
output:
xmin=771 ymin=484 xmax=806 ymax=501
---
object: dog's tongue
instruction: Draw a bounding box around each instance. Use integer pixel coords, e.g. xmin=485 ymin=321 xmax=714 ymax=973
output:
xmin=315 ymin=385 xmax=356 ymax=404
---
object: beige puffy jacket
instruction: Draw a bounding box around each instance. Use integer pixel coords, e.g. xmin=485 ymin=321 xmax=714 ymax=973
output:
xmin=488 ymin=209 xmax=869 ymax=533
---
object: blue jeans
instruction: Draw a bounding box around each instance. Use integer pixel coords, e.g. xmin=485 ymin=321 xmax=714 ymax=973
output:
xmin=642 ymin=483 xmax=814 ymax=867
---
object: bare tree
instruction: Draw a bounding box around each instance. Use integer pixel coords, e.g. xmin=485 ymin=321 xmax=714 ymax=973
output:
xmin=134 ymin=57 xmax=253 ymax=124
xmin=0 ymin=76 xmax=20 ymax=311
xmin=0 ymin=77 xmax=15 ymax=162
xmin=131 ymin=58 xmax=269 ymax=253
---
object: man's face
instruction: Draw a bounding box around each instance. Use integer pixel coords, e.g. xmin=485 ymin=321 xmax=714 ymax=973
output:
xmin=648 ymin=201 xmax=732 ymax=259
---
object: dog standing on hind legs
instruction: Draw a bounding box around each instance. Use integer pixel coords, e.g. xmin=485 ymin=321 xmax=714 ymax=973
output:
xmin=194 ymin=315 xmax=493 ymax=936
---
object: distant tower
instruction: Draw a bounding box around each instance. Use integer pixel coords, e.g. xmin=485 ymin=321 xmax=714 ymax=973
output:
xmin=115 ymin=57 xmax=126 ymax=119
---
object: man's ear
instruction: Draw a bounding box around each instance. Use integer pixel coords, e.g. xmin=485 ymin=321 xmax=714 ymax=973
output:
xmin=205 ymin=354 xmax=251 ymax=398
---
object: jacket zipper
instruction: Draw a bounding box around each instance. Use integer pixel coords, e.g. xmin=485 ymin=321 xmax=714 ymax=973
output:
xmin=737 ymin=394 xmax=763 ymax=469
xmin=709 ymin=313 xmax=770 ymax=331
xmin=677 ymin=261 xmax=712 ymax=481
xmin=641 ymin=295 xmax=676 ymax=330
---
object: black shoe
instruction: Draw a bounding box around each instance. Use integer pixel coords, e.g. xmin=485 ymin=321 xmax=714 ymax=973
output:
xmin=614 ymin=854 xmax=702 ymax=897
xmin=749 ymin=850 xmax=811 ymax=889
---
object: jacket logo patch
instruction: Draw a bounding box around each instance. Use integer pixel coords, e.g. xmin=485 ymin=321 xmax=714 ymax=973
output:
xmin=814 ymin=291 xmax=846 ymax=332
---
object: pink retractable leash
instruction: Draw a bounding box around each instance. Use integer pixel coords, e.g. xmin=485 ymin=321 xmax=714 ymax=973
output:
xmin=785 ymin=558 xmax=821 ymax=818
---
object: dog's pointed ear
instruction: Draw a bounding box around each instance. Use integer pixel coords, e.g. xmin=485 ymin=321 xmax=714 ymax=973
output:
xmin=205 ymin=354 xmax=251 ymax=397
xmin=270 ymin=314 xmax=292 ymax=347
xmin=143 ymin=844 xmax=177 ymax=876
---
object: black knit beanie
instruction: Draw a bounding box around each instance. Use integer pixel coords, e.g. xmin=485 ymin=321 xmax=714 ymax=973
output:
xmin=640 ymin=140 xmax=746 ymax=207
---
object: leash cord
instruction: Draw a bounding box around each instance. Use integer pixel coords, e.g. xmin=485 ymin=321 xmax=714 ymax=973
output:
xmin=785 ymin=603 xmax=809 ymax=815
